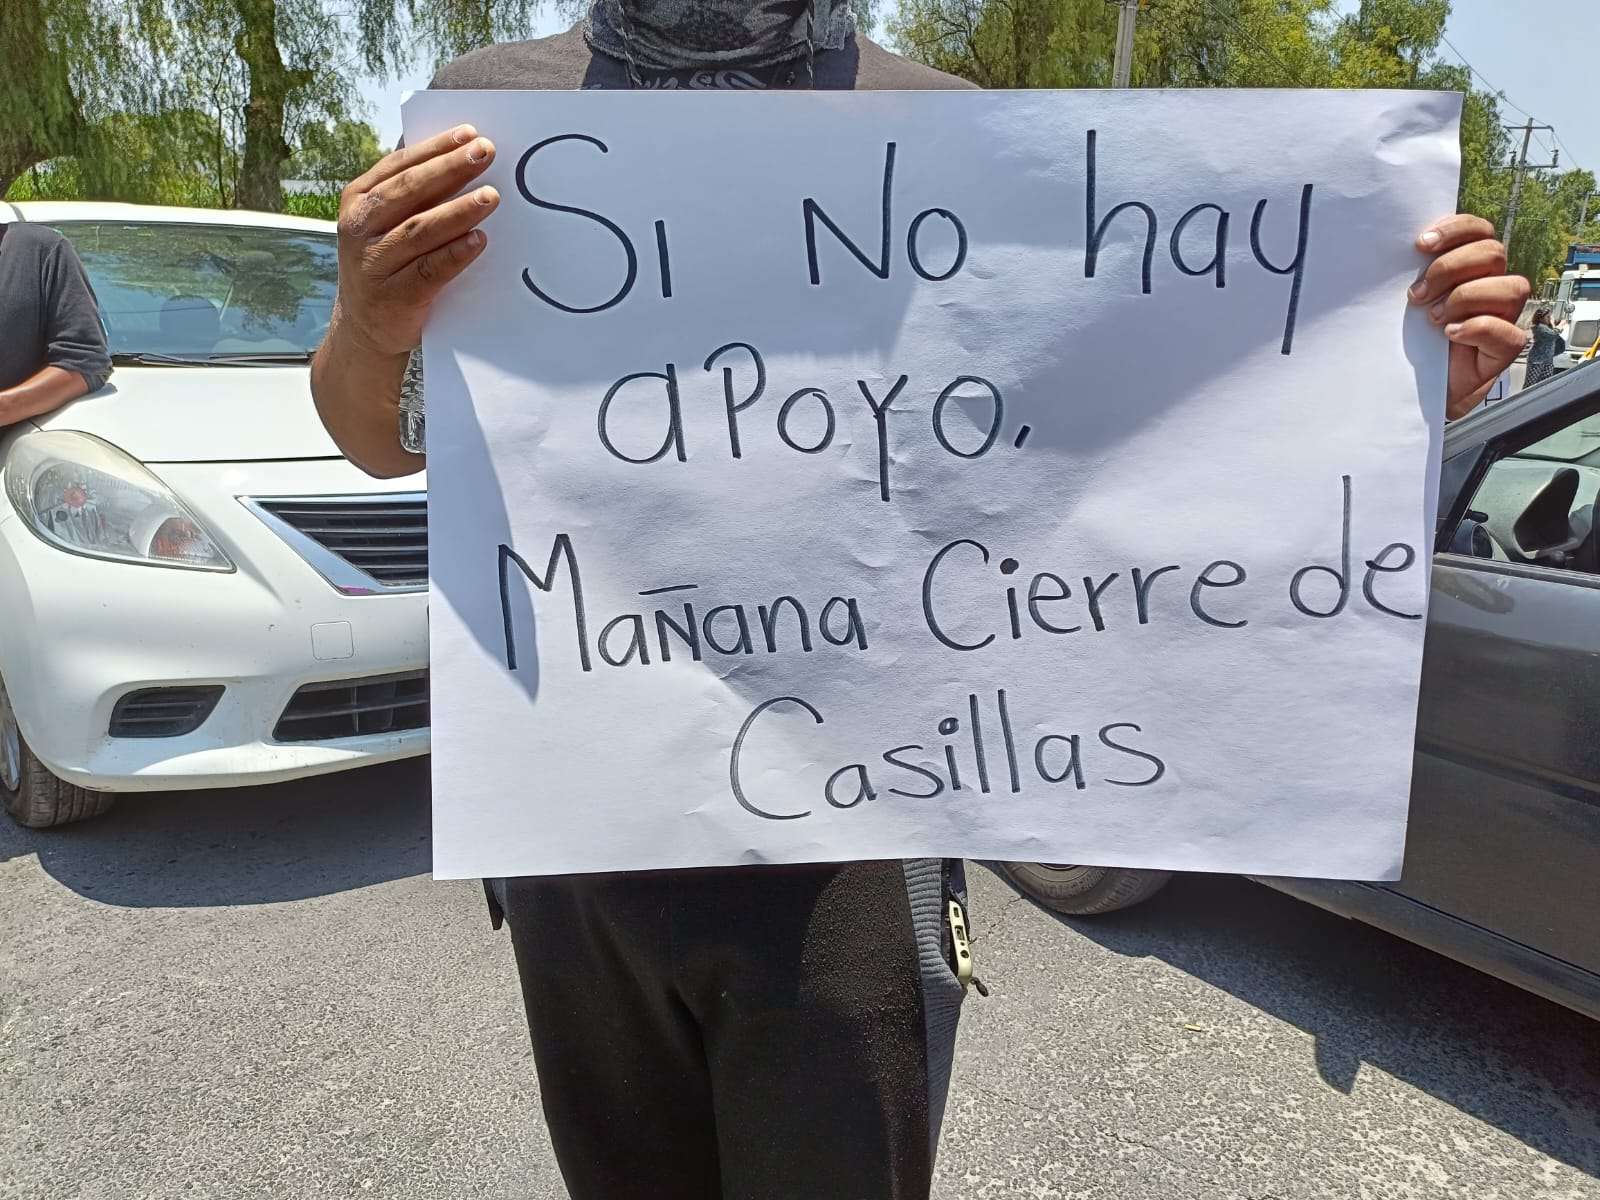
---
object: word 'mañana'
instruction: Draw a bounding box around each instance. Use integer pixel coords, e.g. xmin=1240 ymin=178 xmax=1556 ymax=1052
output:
xmin=514 ymin=129 xmax=1315 ymax=356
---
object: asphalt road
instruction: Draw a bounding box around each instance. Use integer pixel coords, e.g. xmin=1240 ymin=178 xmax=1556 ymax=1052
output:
xmin=3 ymin=761 xmax=1598 ymax=1200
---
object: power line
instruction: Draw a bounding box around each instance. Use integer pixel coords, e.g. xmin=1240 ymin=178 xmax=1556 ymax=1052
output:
xmin=1439 ymin=34 xmax=1534 ymax=120
xmin=1437 ymin=32 xmax=1587 ymax=175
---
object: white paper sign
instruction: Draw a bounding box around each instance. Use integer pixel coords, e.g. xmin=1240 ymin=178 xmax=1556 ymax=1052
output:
xmin=406 ymin=88 xmax=1461 ymax=881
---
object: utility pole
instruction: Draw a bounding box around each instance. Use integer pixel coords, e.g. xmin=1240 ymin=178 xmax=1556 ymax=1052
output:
xmin=1579 ymin=190 xmax=1597 ymax=232
xmin=1110 ymin=0 xmax=1140 ymax=88
xmin=1502 ymin=118 xmax=1557 ymax=247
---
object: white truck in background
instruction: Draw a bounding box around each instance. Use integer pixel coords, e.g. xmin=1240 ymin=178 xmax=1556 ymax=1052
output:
xmin=1558 ymin=303 xmax=1600 ymax=374
xmin=1547 ymin=242 xmax=1600 ymax=321
xmin=1542 ymin=244 xmax=1600 ymax=373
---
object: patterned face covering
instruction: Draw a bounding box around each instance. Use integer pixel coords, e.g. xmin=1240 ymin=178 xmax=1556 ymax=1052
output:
xmin=586 ymin=0 xmax=856 ymax=70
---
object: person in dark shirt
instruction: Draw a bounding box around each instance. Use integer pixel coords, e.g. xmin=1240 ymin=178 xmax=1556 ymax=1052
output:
xmin=310 ymin=3 xmax=1532 ymax=1197
xmin=0 ymin=220 xmax=112 ymax=426
xmin=316 ymin=11 xmax=973 ymax=1199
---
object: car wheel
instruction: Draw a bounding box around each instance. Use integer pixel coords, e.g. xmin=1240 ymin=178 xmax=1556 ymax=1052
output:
xmin=0 ymin=676 xmax=114 ymax=828
xmin=1000 ymin=862 xmax=1172 ymax=915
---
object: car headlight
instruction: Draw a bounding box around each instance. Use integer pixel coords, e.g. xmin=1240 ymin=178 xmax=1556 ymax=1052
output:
xmin=4 ymin=431 xmax=233 ymax=571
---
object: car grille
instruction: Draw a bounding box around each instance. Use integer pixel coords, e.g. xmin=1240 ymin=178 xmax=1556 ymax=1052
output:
xmin=109 ymin=686 xmax=224 ymax=738
xmin=255 ymin=496 xmax=427 ymax=589
xmin=274 ymin=671 xmax=430 ymax=743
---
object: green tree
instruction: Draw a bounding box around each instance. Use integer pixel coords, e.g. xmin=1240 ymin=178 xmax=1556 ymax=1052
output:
xmin=0 ymin=0 xmax=341 ymax=209
xmin=0 ymin=0 xmax=85 ymax=193
xmin=1327 ymin=0 xmax=1449 ymax=86
xmin=162 ymin=1 xmax=252 ymax=206
xmin=233 ymin=0 xmax=319 ymax=210
xmin=1507 ymin=165 xmax=1599 ymax=284
xmin=891 ymin=0 xmax=1589 ymax=282
xmin=352 ymin=0 xmax=541 ymax=80
xmin=1133 ymin=0 xmax=1338 ymax=89
xmin=157 ymin=0 xmax=352 ymax=211
xmin=6 ymin=0 xmax=545 ymax=211
xmin=889 ymin=0 xmax=1338 ymax=90
xmin=9 ymin=107 xmax=247 ymax=208
xmin=887 ymin=0 xmax=1116 ymax=88
xmin=289 ymin=119 xmax=385 ymax=184
xmin=0 ymin=0 xmax=168 ymax=195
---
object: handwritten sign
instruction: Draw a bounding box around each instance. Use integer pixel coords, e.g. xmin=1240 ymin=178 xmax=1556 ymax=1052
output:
xmin=406 ymin=89 xmax=1461 ymax=880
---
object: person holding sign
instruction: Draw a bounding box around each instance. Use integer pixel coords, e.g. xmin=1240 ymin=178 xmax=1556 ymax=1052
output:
xmin=311 ymin=3 xmax=1530 ymax=1198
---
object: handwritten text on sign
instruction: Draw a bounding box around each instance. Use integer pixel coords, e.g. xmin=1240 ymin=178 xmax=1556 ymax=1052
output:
xmin=409 ymin=89 xmax=1461 ymax=880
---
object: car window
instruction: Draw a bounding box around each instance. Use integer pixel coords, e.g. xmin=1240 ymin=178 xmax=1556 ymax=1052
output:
xmin=1454 ymin=406 xmax=1600 ymax=575
xmin=48 ymin=221 xmax=337 ymax=357
xmin=1570 ymin=319 xmax=1599 ymax=352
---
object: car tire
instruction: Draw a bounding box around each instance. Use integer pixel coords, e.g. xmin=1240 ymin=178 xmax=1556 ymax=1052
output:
xmin=1 ymin=678 xmax=115 ymax=828
xmin=1000 ymin=862 xmax=1172 ymax=915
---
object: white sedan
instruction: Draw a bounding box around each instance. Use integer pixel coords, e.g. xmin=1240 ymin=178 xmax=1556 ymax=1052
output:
xmin=0 ymin=201 xmax=429 ymax=827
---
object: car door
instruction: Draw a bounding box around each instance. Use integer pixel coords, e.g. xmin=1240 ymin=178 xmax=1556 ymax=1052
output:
xmin=1400 ymin=375 xmax=1600 ymax=980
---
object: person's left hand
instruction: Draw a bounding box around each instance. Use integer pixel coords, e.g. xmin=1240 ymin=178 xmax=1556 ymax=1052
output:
xmin=1410 ymin=215 xmax=1530 ymax=419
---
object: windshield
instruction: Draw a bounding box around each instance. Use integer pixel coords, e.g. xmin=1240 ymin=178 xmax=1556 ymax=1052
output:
xmin=1575 ymin=280 xmax=1600 ymax=301
xmin=1518 ymin=409 xmax=1600 ymax=463
xmin=49 ymin=221 xmax=337 ymax=358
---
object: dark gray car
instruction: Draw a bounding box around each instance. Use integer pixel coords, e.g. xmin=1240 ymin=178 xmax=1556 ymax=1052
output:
xmin=1005 ymin=360 xmax=1600 ymax=1022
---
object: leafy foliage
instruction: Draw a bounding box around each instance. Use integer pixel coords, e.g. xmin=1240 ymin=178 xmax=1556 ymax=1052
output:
xmin=282 ymin=191 xmax=343 ymax=220
xmin=0 ymin=0 xmax=169 ymax=195
xmin=6 ymin=108 xmax=238 ymax=207
xmin=7 ymin=0 xmax=1591 ymax=283
xmin=5 ymin=1 xmax=544 ymax=211
xmin=350 ymin=0 xmax=543 ymax=77
xmin=289 ymin=119 xmax=387 ymax=183
xmin=890 ymin=0 xmax=1589 ymax=281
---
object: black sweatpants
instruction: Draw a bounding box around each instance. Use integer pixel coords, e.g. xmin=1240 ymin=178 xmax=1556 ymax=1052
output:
xmin=493 ymin=859 xmax=967 ymax=1200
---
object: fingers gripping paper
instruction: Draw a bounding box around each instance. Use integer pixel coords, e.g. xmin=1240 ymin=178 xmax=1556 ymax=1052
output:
xmin=405 ymin=89 xmax=1461 ymax=880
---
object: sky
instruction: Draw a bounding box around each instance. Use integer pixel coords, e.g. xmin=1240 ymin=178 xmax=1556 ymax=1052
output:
xmin=363 ymin=0 xmax=1597 ymax=182
xmin=1432 ymin=0 xmax=1595 ymax=179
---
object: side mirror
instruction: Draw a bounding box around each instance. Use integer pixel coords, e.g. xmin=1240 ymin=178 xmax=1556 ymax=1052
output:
xmin=1449 ymin=510 xmax=1493 ymax=558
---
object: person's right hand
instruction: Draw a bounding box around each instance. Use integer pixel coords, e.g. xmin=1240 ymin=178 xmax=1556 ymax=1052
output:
xmin=329 ymin=124 xmax=501 ymax=358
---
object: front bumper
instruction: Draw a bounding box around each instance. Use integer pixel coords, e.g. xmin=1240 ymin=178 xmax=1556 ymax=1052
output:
xmin=0 ymin=456 xmax=430 ymax=792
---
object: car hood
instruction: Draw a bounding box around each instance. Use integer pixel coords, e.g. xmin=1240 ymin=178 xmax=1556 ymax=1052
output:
xmin=33 ymin=365 xmax=344 ymax=463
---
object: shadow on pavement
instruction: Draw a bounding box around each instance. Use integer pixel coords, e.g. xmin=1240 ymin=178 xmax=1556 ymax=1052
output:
xmin=988 ymin=867 xmax=1600 ymax=1182
xmin=0 ymin=758 xmax=430 ymax=907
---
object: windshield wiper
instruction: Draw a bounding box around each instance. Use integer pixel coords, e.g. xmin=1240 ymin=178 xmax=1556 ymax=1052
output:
xmin=112 ymin=351 xmax=214 ymax=367
xmin=111 ymin=350 xmax=314 ymax=367
xmin=205 ymin=351 xmax=316 ymax=364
